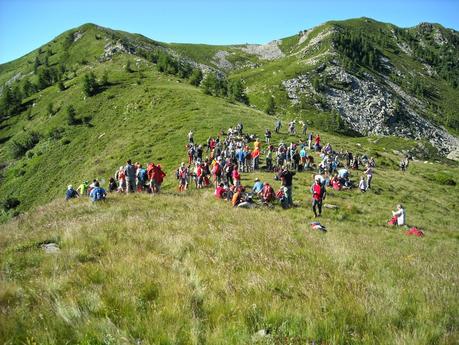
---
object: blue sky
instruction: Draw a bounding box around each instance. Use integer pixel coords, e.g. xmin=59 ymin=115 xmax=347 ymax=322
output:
xmin=0 ymin=0 xmax=458 ymax=64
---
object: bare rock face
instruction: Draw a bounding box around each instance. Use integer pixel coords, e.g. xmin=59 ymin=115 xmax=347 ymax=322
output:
xmin=101 ymin=41 xmax=133 ymax=61
xmin=212 ymin=51 xmax=233 ymax=70
xmin=283 ymin=64 xmax=459 ymax=156
xmin=241 ymin=40 xmax=284 ymax=60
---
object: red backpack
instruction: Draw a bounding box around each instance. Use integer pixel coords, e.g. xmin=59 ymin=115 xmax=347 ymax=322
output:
xmin=405 ymin=227 xmax=424 ymax=237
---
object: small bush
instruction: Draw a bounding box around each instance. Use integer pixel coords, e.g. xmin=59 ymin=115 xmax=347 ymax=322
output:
xmin=2 ymin=197 xmax=20 ymax=212
xmin=9 ymin=131 xmax=40 ymax=159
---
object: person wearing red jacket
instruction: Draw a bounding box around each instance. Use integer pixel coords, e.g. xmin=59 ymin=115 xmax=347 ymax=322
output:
xmin=151 ymin=164 xmax=166 ymax=193
xmin=232 ymin=166 xmax=241 ymax=187
xmin=251 ymin=148 xmax=260 ymax=170
xmin=311 ymin=178 xmax=325 ymax=217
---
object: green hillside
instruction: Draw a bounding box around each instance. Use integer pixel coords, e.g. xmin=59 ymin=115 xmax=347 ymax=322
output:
xmin=0 ymin=19 xmax=459 ymax=344
xmin=1 ymin=158 xmax=458 ymax=343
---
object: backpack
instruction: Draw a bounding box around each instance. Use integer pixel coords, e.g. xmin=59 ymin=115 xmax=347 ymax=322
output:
xmin=139 ymin=169 xmax=147 ymax=182
xmin=93 ymin=188 xmax=105 ymax=201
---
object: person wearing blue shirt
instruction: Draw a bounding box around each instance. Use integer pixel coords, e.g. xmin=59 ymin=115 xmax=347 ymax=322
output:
xmin=66 ymin=185 xmax=79 ymax=200
xmin=252 ymin=178 xmax=264 ymax=196
xmin=89 ymin=181 xmax=107 ymax=202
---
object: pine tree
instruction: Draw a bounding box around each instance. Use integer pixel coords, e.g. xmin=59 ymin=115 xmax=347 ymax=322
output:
xmin=189 ymin=68 xmax=203 ymax=86
xmin=23 ymin=79 xmax=35 ymax=97
xmin=265 ymin=96 xmax=276 ymax=115
xmin=58 ymin=80 xmax=65 ymax=91
xmin=0 ymin=86 xmax=22 ymax=116
xmin=228 ymin=79 xmax=249 ymax=104
xmin=83 ymin=72 xmax=98 ymax=97
xmin=201 ymin=72 xmax=218 ymax=95
xmin=66 ymin=105 xmax=78 ymax=125
xmin=33 ymin=56 xmax=40 ymax=74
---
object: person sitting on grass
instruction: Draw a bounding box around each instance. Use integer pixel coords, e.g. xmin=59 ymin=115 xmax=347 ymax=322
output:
xmin=108 ymin=177 xmax=118 ymax=192
xmin=388 ymin=204 xmax=406 ymax=226
xmin=261 ymin=182 xmax=275 ymax=204
xmin=66 ymin=185 xmax=79 ymax=200
xmin=77 ymin=181 xmax=89 ymax=196
xmin=252 ymin=178 xmax=264 ymax=197
xmin=89 ymin=181 xmax=106 ymax=202
xmin=215 ymin=183 xmax=226 ymax=199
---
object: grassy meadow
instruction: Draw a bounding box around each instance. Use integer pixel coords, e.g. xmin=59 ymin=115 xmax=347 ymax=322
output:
xmin=1 ymin=20 xmax=458 ymax=344
xmin=1 ymin=153 xmax=458 ymax=344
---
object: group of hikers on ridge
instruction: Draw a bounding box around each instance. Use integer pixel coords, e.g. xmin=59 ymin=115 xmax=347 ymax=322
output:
xmin=175 ymin=120 xmax=406 ymax=225
xmin=66 ymin=159 xmax=166 ymax=202
xmin=65 ymin=118 xmax=407 ymax=226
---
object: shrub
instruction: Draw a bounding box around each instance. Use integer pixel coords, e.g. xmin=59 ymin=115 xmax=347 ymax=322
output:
xmin=2 ymin=197 xmax=20 ymax=212
xmin=9 ymin=131 xmax=40 ymax=159
xmin=67 ymin=105 xmax=79 ymax=125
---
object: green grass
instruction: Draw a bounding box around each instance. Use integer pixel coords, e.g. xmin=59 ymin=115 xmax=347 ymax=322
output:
xmin=1 ymin=19 xmax=459 ymax=344
xmin=1 ymin=157 xmax=458 ymax=344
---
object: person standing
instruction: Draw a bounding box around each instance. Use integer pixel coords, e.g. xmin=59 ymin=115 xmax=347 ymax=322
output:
xmin=275 ymin=119 xmax=281 ymax=134
xmin=280 ymin=167 xmax=296 ymax=207
xmin=364 ymin=164 xmax=373 ymax=189
xmin=311 ymin=178 xmax=324 ymax=217
xmin=124 ymin=159 xmax=136 ymax=193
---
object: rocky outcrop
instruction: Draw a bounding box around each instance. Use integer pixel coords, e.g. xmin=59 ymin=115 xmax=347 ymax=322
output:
xmin=241 ymin=40 xmax=284 ymax=60
xmin=283 ymin=64 xmax=459 ymax=156
xmin=212 ymin=51 xmax=233 ymax=70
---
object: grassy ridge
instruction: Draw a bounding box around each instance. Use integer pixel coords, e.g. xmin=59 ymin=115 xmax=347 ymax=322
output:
xmin=1 ymin=156 xmax=458 ymax=343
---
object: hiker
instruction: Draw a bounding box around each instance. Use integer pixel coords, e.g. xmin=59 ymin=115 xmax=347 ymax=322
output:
xmin=89 ymin=181 xmax=107 ymax=202
xmin=311 ymin=178 xmax=325 ymax=217
xmin=66 ymin=185 xmax=79 ymax=200
xmin=275 ymin=119 xmax=282 ymax=134
xmin=76 ymin=180 xmax=89 ymax=196
xmin=136 ymin=164 xmax=147 ymax=192
xmin=115 ymin=166 xmax=126 ymax=192
xmin=108 ymin=177 xmax=118 ymax=192
xmin=359 ymin=176 xmax=367 ymax=192
xmin=177 ymin=163 xmax=189 ymax=192
xmin=195 ymin=161 xmax=204 ymax=189
xmin=124 ymin=160 xmax=136 ymax=193
xmin=261 ymin=182 xmax=275 ymax=204
xmin=265 ymin=145 xmax=274 ymax=171
xmin=276 ymin=186 xmax=289 ymax=208
xmin=252 ymin=177 xmax=264 ymax=196
xmin=280 ymin=167 xmax=296 ymax=207
xmin=265 ymin=129 xmax=272 ymax=144
xmin=308 ymin=132 xmax=313 ymax=149
xmin=331 ymin=174 xmax=342 ymax=191
xmin=236 ymin=148 xmax=246 ymax=172
xmin=364 ymin=164 xmax=373 ymax=189
xmin=314 ymin=134 xmax=321 ymax=151
xmin=252 ymin=147 xmax=260 ymax=170
xmin=301 ymin=121 xmax=307 ymax=135
xmin=346 ymin=151 xmax=353 ymax=168
xmin=232 ymin=165 xmax=241 ymax=187
xmin=388 ymin=204 xmax=406 ymax=226
xmin=188 ymin=130 xmax=194 ymax=144
xmin=231 ymin=186 xmax=243 ymax=207
xmin=151 ymin=164 xmax=166 ymax=193
xmin=215 ymin=183 xmax=226 ymax=199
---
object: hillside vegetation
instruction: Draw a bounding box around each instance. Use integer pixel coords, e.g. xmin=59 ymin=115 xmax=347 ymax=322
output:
xmin=1 ymin=157 xmax=458 ymax=344
xmin=0 ymin=18 xmax=458 ymax=344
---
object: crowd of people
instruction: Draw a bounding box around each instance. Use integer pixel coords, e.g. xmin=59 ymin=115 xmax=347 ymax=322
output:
xmin=174 ymin=120 xmax=394 ymax=221
xmin=65 ymin=118 xmax=408 ymax=226
xmin=66 ymin=159 xmax=166 ymax=202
